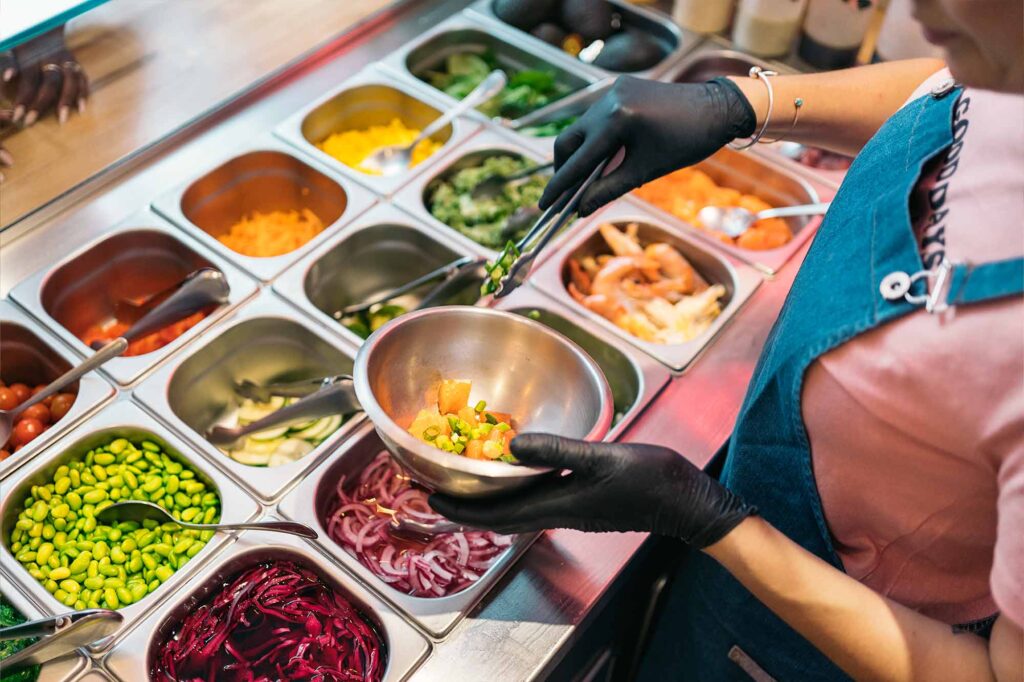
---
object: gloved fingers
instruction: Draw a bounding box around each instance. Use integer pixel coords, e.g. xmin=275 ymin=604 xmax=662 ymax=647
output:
xmin=0 ymin=52 xmax=16 ymax=82
xmin=539 ymin=132 xmax=619 ymax=211
xmin=12 ymin=62 xmax=40 ymax=122
xmin=429 ymin=475 xmax=581 ymax=533
xmin=0 ymin=142 xmax=12 ymax=167
xmin=539 ymin=125 xmax=586 ymax=209
xmin=24 ymin=60 xmax=63 ymax=126
xmin=509 ymin=433 xmax=610 ymax=473
xmin=57 ymin=60 xmax=79 ymax=124
xmin=577 ymin=154 xmax=648 ymax=216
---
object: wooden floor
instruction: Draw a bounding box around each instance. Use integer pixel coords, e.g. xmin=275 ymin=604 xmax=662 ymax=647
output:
xmin=0 ymin=0 xmax=393 ymax=226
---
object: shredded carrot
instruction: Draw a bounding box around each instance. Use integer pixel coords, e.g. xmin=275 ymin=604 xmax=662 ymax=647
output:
xmin=81 ymin=312 xmax=208 ymax=357
xmin=317 ymin=118 xmax=443 ymax=175
xmin=633 ymin=167 xmax=793 ymax=250
xmin=217 ymin=208 xmax=325 ymax=258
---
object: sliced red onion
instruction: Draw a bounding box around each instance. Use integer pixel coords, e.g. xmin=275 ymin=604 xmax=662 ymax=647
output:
xmin=325 ymin=451 xmax=514 ymax=598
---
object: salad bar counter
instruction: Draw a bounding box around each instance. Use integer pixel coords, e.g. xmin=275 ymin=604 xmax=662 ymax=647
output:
xmin=0 ymin=0 xmax=841 ymax=679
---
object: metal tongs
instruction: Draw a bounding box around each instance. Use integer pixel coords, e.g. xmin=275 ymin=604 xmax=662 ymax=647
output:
xmin=205 ymin=375 xmax=361 ymax=446
xmin=489 ymin=158 xmax=611 ymax=299
xmin=0 ymin=609 xmax=122 ymax=670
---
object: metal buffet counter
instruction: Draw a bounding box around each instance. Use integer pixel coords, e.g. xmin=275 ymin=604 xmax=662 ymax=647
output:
xmin=0 ymin=0 xmax=841 ymax=679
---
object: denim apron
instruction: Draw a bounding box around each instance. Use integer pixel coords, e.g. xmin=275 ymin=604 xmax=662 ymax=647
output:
xmin=638 ymin=81 xmax=1024 ymax=681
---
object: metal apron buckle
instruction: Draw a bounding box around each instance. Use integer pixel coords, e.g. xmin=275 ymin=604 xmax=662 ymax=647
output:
xmin=879 ymin=258 xmax=960 ymax=313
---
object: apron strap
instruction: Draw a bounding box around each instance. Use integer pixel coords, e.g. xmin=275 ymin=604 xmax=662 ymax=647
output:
xmin=880 ymin=257 xmax=1024 ymax=313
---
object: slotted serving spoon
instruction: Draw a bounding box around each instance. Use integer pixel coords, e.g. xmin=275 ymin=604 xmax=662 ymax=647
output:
xmin=360 ymin=70 xmax=507 ymax=176
xmin=698 ymin=201 xmax=831 ymax=238
xmin=96 ymin=500 xmax=318 ymax=539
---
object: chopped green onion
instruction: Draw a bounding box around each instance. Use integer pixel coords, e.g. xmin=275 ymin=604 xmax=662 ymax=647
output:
xmin=484 ymin=413 xmax=498 ymax=425
xmin=496 ymin=422 xmax=511 ymax=432
xmin=474 ymin=400 xmax=487 ymax=413
xmin=527 ymin=310 xmax=541 ymax=320
xmin=422 ymin=426 xmax=440 ymax=441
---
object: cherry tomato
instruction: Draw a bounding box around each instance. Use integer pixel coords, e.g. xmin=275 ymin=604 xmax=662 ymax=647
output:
xmin=9 ymin=383 xmax=31 ymax=403
xmin=0 ymin=450 xmax=10 ymax=461
xmin=19 ymin=403 xmax=51 ymax=425
xmin=0 ymin=387 xmax=17 ymax=410
xmin=31 ymin=385 xmax=55 ymax=407
xmin=10 ymin=418 xmax=44 ymax=447
xmin=50 ymin=394 xmax=76 ymax=422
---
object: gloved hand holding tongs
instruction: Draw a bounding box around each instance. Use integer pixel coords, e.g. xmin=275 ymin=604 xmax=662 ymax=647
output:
xmin=336 ymin=156 xmax=613 ymax=316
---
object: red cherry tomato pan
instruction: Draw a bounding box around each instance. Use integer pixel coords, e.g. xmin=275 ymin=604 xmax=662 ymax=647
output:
xmin=0 ymin=378 xmax=77 ymax=460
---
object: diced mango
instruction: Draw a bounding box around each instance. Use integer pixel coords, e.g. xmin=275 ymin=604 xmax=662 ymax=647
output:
xmin=465 ymin=440 xmax=485 ymax=460
xmin=437 ymin=380 xmax=472 ymax=415
xmin=408 ymin=408 xmax=451 ymax=441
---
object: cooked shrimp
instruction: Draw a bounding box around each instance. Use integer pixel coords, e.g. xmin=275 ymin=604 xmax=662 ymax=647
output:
xmin=644 ymin=243 xmax=699 ymax=290
xmin=568 ymin=259 xmax=592 ymax=294
xmin=599 ymin=222 xmax=643 ymax=256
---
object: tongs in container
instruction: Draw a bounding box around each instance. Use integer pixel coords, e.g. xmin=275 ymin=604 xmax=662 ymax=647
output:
xmin=205 ymin=375 xmax=361 ymax=447
xmin=488 ymin=158 xmax=610 ymax=299
xmin=0 ymin=609 xmax=122 ymax=670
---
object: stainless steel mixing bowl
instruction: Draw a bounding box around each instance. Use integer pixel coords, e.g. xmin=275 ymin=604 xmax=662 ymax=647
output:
xmin=353 ymin=306 xmax=614 ymax=497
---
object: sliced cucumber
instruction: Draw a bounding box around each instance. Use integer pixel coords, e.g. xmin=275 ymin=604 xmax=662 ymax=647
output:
xmin=268 ymin=439 xmax=315 ymax=466
xmin=237 ymin=402 xmax=277 ymax=423
xmin=239 ymin=438 xmax=281 ymax=455
xmin=290 ymin=415 xmax=341 ymax=441
xmin=248 ymin=425 xmax=291 ymax=441
xmin=229 ymin=449 xmax=272 ymax=466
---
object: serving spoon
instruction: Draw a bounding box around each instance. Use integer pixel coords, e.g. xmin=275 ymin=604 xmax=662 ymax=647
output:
xmin=87 ymin=268 xmax=230 ymax=350
xmin=0 ymin=609 xmax=123 ymax=670
xmin=360 ymin=70 xmax=507 ymax=176
xmin=96 ymin=500 xmax=318 ymax=540
xmin=698 ymin=201 xmax=831 ymax=239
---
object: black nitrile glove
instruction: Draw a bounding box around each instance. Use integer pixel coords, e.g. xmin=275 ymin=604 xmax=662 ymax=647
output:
xmin=538 ymin=76 xmax=756 ymax=216
xmin=429 ymin=434 xmax=755 ymax=547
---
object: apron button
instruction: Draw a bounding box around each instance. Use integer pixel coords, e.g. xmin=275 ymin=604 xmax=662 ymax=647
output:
xmin=930 ymin=77 xmax=957 ymax=98
xmin=880 ymin=271 xmax=911 ymax=299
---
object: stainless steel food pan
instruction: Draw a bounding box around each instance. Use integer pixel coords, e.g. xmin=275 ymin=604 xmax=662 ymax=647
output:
xmin=151 ymin=135 xmax=375 ymax=283
xmin=278 ymin=423 xmax=537 ymax=637
xmin=275 ymin=65 xmax=482 ymax=198
xmin=378 ymin=14 xmax=604 ymax=129
xmin=273 ymin=203 xmax=483 ymax=348
xmin=491 ymin=286 xmax=669 ymax=440
xmin=392 ymin=128 xmax=575 ymax=260
xmin=133 ymin=289 xmax=365 ymax=503
xmin=468 ymin=0 xmax=700 ymax=81
xmin=630 ymin=147 xmax=823 ymax=274
xmin=104 ymin=528 xmax=430 ymax=682
xmin=9 ymin=209 xmax=256 ymax=387
xmin=0 ymin=401 xmax=259 ymax=648
xmin=0 ymin=300 xmax=115 ymax=481
xmin=530 ymin=198 xmax=762 ymax=371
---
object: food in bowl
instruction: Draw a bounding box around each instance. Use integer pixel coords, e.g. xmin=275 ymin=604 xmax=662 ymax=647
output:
xmin=326 ymin=450 xmax=514 ymax=597
xmin=408 ymin=379 xmax=517 ymax=462
xmin=0 ymin=380 xmax=77 ymax=458
xmin=215 ymin=395 xmax=345 ymax=467
xmin=80 ymin=312 xmax=209 ymax=357
xmin=8 ymin=436 xmax=220 ymax=609
xmin=0 ymin=594 xmax=40 ymax=682
xmin=427 ymin=154 xmax=549 ymax=249
xmin=217 ymin=208 xmax=326 ymax=258
xmin=318 ymin=118 xmax=443 ymax=175
xmin=568 ymin=223 xmax=726 ymax=344
xmin=423 ymin=52 xmax=570 ymax=119
xmin=633 ymin=167 xmax=793 ymax=250
xmin=151 ymin=560 xmax=385 ymax=682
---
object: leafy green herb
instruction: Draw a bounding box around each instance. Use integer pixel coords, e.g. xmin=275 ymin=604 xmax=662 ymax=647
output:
xmin=0 ymin=596 xmax=40 ymax=682
xmin=424 ymin=52 xmax=570 ymax=120
xmin=341 ymin=303 xmax=407 ymax=340
xmin=480 ymin=241 xmax=521 ymax=296
xmin=520 ymin=116 xmax=578 ymax=138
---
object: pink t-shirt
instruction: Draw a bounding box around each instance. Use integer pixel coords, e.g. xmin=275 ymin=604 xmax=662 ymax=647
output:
xmin=802 ymin=69 xmax=1024 ymax=627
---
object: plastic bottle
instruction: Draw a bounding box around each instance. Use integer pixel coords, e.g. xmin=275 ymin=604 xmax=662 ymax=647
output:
xmin=673 ymin=0 xmax=736 ymax=34
xmin=732 ymin=0 xmax=807 ymax=58
xmin=799 ymin=0 xmax=875 ymax=68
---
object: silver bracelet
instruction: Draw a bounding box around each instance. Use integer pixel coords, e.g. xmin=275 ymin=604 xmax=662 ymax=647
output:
xmin=729 ymin=67 xmax=777 ymax=151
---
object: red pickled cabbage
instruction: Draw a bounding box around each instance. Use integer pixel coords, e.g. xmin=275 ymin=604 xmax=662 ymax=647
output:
xmin=150 ymin=560 xmax=385 ymax=682
xmin=326 ymin=452 xmax=514 ymax=598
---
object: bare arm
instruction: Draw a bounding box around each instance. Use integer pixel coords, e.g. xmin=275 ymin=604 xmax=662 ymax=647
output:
xmin=728 ymin=58 xmax=947 ymax=157
xmin=706 ymin=516 xmax=1023 ymax=681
